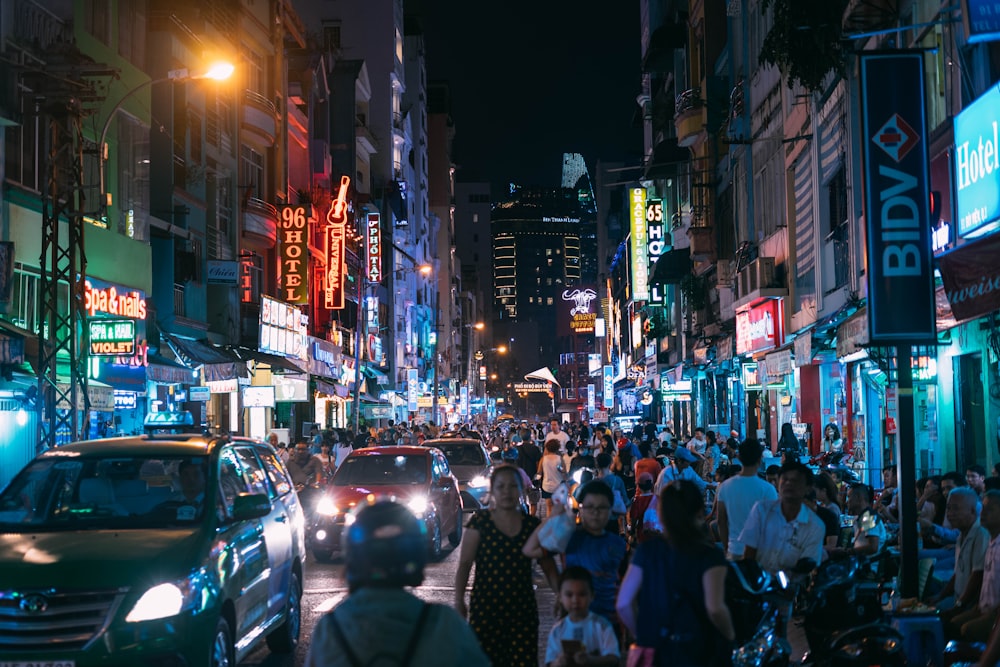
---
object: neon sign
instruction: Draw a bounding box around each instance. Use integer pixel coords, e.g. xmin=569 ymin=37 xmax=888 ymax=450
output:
xmin=84 ymin=281 xmax=146 ymax=319
xmin=366 ymin=212 xmax=382 ymax=282
xmin=89 ymin=319 xmax=136 ymax=356
xmin=562 ymin=287 xmax=598 ymax=333
xmin=325 ymin=175 xmax=350 ymax=310
xmin=630 ymin=188 xmax=649 ymax=301
xmin=278 ymin=204 xmax=309 ymax=304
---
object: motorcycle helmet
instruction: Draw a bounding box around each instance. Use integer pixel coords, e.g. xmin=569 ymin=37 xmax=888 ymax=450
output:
xmin=344 ymin=498 xmax=427 ymax=591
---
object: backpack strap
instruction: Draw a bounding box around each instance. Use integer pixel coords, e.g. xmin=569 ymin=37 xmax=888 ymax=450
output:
xmin=400 ymin=602 xmax=433 ymax=667
xmin=327 ymin=601 xmax=433 ymax=667
xmin=327 ymin=610 xmax=364 ymax=667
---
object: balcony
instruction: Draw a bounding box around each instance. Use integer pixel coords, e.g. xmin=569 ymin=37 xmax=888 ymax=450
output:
xmin=687 ymin=225 xmax=716 ymax=262
xmin=241 ymin=90 xmax=277 ymax=146
xmin=674 ymin=88 xmax=705 ymax=148
xmin=355 ymin=115 xmax=378 ymax=154
xmin=242 ymin=197 xmax=278 ymax=247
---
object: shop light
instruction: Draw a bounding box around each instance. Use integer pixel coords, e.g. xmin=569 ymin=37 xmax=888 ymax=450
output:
xmin=15 ymin=408 xmax=27 ymax=426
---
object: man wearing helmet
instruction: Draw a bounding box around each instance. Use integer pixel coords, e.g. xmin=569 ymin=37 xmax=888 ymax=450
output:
xmin=304 ymin=499 xmax=488 ymax=666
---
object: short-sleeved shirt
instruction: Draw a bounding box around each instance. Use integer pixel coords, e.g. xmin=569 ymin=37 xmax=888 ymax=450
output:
xmin=851 ymin=508 xmax=887 ymax=552
xmin=716 ymin=474 xmax=778 ymax=556
xmin=286 ymin=454 xmax=323 ymax=485
xmin=655 ymin=463 xmax=707 ymax=496
xmin=544 ymin=612 xmax=619 ymax=664
xmin=739 ymin=499 xmax=825 ymax=574
xmin=955 ymin=521 xmax=990 ymax=601
xmin=979 ymin=533 xmax=1000 ymax=612
xmin=565 ymin=530 xmax=628 ymax=623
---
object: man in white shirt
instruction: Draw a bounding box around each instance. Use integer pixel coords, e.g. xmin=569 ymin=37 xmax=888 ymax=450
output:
xmin=739 ymin=461 xmax=825 ymax=575
xmin=932 ymin=488 xmax=988 ymax=611
xmin=687 ymin=428 xmax=708 ymax=457
xmin=547 ymin=418 xmax=570 ymax=452
xmin=654 ymin=446 xmax=710 ymax=496
xmin=717 ymin=439 xmax=777 ymax=559
xmin=947 ymin=490 xmax=1000 ymax=642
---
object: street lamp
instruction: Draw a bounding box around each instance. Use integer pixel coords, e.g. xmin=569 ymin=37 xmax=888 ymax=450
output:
xmin=97 ymin=62 xmax=235 ymax=211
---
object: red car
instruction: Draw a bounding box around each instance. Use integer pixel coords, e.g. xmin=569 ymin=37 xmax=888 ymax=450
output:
xmin=309 ymin=446 xmax=463 ymax=562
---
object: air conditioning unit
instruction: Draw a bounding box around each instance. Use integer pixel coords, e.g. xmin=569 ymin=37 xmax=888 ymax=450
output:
xmin=737 ymin=257 xmax=775 ymax=300
xmin=716 ymin=260 xmax=734 ymax=288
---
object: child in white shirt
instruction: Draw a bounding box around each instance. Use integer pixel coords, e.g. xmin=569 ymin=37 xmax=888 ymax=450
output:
xmin=545 ymin=566 xmax=620 ymax=667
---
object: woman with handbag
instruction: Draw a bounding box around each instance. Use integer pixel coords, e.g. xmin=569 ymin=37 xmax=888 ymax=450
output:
xmin=616 ymin=479 xmax=735 ymax=667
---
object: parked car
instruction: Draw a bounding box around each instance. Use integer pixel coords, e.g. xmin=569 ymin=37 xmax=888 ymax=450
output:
xmin=420 ymin=437 xmax=493 ymax=512
xmin=309 ymin=445 xmax=462 ymax=562
xmin=0 ymin=434 xmax=306 ymax=667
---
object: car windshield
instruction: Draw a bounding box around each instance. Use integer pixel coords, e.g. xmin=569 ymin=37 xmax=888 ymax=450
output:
xmin=0 ymin=453 xmax=210 ymax=530
xmin=435 ymin=444 xmax=487 ymax=467
xmin=333 ymin=455 xmax=427 ymax=486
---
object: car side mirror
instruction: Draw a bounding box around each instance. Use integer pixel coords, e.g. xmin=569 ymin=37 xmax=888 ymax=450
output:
xmin=232 ymin=493 xmax=271 ymax=521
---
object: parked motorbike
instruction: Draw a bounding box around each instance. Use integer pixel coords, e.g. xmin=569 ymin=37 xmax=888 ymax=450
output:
xmin=728 ymin=559 xmax=794 ymax=667
xmin=797 ymin=553 xmax=906 ymax=666
xmin=808 ymin=451 xmax=861 ymax=486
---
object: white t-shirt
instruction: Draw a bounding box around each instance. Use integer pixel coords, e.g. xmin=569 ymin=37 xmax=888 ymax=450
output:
xmin=544 ymin=612 xmax=620 ymax=665
xmin=739 ymin=499 xmax=826 ymax=575
xmin=333 ymin=444 xmax=353 ymax=469
xmin=547 ymin=429 xmax=570 ymax=451
xmin=717 ymin=474 xmax=778 ymax=556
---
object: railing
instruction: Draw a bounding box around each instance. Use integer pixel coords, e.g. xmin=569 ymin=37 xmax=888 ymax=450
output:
xmin=674 ymin=87 xmax=703 ymax=118
xmin=828 ymin=222 xmax=850 ymax=289
xmin=244 ymin=89 xmax=276 ymax=114
xmin=173 ymin=284 xmax=185 ymax=317
xmin=244 ymin=197 xmax=278 ymax=221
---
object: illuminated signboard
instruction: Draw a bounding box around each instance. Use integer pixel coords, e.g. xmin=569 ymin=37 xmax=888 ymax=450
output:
xmin=259 ymin=295 xmax=308 ymax=360
xmin=84 ymin=281 xmax=146 ymax=319
xmin=278 ymin=204 xmax=310 ymax=304
xmin=407 ymin=368 xmax=418 ymax=411
xmin=646 ymin=198 xmax=666 ymax=260
xmin=602 ymin=365 xmax=614 ymax=408
xmin=736 ymin=299 xmax=784 ymax=355
xmin=325 ymin=175 xmax=350 ymax=310
xmin=629 ymin=188 xmax=649 ymax=301
xmin=513 ymin=382 xmax=551 ymax=393
xmin=561 ymin=286 xmax=598 ymax=333
xmin=243 ymin=385 xmax=276 ymax=408
xmin=89 ymin=319 xmax=136 ymax=356
xmin=366 ymin=212 xmax=382 ymax=282
xmin=954 ymin=83 xmax=1000 ymax=238
xmin=459 ymin=385 xmax=469 ymax=416
xmin=113 ymin=390 xmax=137 ymax=410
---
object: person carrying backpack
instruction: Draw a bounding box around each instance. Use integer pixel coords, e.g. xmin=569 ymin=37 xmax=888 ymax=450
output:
xmin=305 ymin=499 xmax=488 ymax=667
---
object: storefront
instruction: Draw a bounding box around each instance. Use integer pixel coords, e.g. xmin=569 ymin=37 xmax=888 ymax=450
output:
xmin=735 ymin=298 xmax=785 ymax=449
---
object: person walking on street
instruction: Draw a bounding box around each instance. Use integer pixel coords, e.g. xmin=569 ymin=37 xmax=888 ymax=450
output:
xmin=456 ymin=466 xmax=557 ymax=666
xmin=305 ymin=499 xmax=488 ymax=667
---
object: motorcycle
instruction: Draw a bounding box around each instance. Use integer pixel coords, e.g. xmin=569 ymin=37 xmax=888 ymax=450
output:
xmin=728 ymin=559 xmax=794 ymax=667
xmin=808 ymin=451 xmax=861 ymax=486
xmin=797 ymin=553 xmax=906 ymax=666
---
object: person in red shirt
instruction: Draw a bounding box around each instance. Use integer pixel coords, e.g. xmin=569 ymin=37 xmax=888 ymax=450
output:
xmin=633 ymin=443 xmax=662 ymax=497
xmin=628 ymin=473 xmax=658 ymax=545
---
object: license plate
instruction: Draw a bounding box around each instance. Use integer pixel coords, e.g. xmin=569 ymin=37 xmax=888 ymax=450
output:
xmin=0 ymin=662 xmax=75 ymax=667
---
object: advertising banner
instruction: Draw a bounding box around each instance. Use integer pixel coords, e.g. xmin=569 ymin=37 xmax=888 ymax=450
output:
xmin=629 ymin=188 xmax=650 ymax=301
xmin=587 ymin=384 xmax=595 ymax=414
xmin=954 ymin=83 xmax=1000 ymax=237
xmin=602 ymin=365 xmax=614 ymax=409
xmin=735 ymin=299 xmax=784 ymax=355
xmin=259 ymin=295 xmax=308 ymax=360
xmin=937 ymin=231 xmax=1000 ymax=322
xmin=559 ymin=285 xmax=598 ymax=335
xmin=366 ymin=212 xmax=382 ymax=282
xmin=860 ymin=52 xmax=936 ymax=344
xmin=407 ymin=368 xmax=419 ymax=412
xmin=460 ymin=385 xmax=469 ymax=416
xmin=278 ymin=204 xmax=310 ymax=304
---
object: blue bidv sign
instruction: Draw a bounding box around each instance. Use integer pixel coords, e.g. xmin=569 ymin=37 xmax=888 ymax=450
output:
xmin=954 ymin=83 xmax=1000 ymax=238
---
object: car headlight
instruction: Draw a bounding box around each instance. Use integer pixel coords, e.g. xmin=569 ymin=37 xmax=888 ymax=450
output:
xmin=408 ymin=495 xmax=429 ymax=517
xmin=126 ymin=572 xmax=207 ymax=622
xmin=468 ymin=475 xmax=489 ymax=489
xmin=316 ymin=496 xmax=339 ymax=516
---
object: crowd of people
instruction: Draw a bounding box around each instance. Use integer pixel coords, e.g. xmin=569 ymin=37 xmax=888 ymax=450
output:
xmin=290 ymin=416 xmax=1000 ymax=666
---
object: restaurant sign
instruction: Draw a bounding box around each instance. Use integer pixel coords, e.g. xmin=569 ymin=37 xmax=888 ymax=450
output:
xmin=736 ymin=299 xmax=784 ymax=355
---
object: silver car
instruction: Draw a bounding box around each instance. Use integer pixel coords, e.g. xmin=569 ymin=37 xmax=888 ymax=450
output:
xmin=421 ymin=438 xmax=493 ymax=511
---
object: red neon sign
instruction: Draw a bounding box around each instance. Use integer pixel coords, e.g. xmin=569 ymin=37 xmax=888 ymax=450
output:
xmin=366 ymin=213 xmax=382 ymax=282
xmin=84 ymin=281 xmax=147 ymax=319
xmin=324 ymin=175 xmax=350 ymax=310
xmin=278 ymin=204 xmax=309 ymax=304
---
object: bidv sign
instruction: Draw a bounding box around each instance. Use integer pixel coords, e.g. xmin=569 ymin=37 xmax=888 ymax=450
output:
xmin=860 ymin=53 xmax=935 ymax=344
xmin=954 ymin=84 xmax=1000 ymax=238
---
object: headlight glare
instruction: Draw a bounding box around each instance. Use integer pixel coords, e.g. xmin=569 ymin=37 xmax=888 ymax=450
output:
xmin=316 ymin=496 xmax=339 ymax=516
xmin=126 ymin=582 xmax=187 ymax=622
xmin=408 ymin=495 xmax=429 ymax=516
xmin=469 ymin=475 xmax=489 ymax=488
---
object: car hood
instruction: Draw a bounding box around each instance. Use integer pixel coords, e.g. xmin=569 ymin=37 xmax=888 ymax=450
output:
xmin=327 ymin=484 xmax=428 ymax=507
xmin=0 ymin=529 xmax=204 ymax=589
xmin=450 ymin=464 xmax=489 ymax=484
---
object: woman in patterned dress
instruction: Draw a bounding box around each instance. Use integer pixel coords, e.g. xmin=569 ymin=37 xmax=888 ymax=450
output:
xmin=455 ymin=465 xmax=558 ymax=666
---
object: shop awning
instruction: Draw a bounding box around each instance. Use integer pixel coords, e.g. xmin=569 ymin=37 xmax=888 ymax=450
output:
xmin=230 ymin=346 xmax=307 ymax=374
xmin=0 ymin=318 xmax=37 ymax=366
xmin=163 ymin=333 xmax=246 ymax=383
xmin=651 ymin=249 xmax=692 ymax=285
xmin=642 ymin=21 xmax=687 ymax=73
xmin=147 ymin=353 xmax=194 ymax=384
xmin=937 ymin=232 xmax=1000 ymax=323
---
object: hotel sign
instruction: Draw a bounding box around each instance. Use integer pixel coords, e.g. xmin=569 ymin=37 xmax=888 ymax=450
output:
xmin=325 ymin=175 xmax=350 ymax=310
xmin=366 ymin=213 xmax=382 ymax=282
xmin=278 ymin=205 xmax=309 ymax=304
xmin=954 ymin=84 xmax=1000 ymax=237
xmin=630 ymin=188 xmax=649 ymax=301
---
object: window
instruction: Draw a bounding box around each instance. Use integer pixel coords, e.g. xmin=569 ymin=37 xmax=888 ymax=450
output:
xmin=116 ymin=113 xmax=150 ymax=240
xmin=546 ymin=297 xmax=554 ymax=305
xmin=118 ymin=0 xmax=147 ymax=67
xmin=5 ymin=85 xmax=40 ymax=191
xmin=240 ymin=145 xmax=264 ymax=199
xmin=323 ymin=23 xmax=341 ymax=51
xmin=84 ymin=0 xmax=111 ymax=44
xmin=234 ymin=448 xmax=270 ymax=496
xmin=218 ymin=449 xmax=251 ymax=518
xmin=241 ymin=43 xmax=264 ymax=94
xmin=188 ymin=110 xmax=203 ymax=166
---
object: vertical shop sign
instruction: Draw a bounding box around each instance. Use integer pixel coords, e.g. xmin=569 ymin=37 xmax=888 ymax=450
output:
xmin=630 ymin=188 xmax=650 ymax=301
xmin=602 ymin=365 xmax=614 ymax=409
xmin=325 ymin=175 xmax=350 ymax=310
xmin=278 ymin=204 xmax=310 ymax=304
xmin=587 ymin=384 xmax=595 ymax=415
xmin=407 ymin=368 xmax=418 ymax=412
xmin=366 ymin=212 xmax=382 ymax=283
xmin=460 ymin=385 xmax=469 ymax=416
xmin=860 ymin=53 xmax=935 ymax=344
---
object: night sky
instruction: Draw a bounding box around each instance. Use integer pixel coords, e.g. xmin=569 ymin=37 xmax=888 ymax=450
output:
xmin=414 ymin=1 xmax=644 ymax=193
